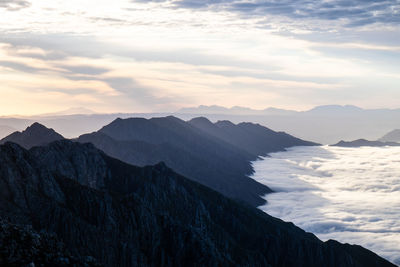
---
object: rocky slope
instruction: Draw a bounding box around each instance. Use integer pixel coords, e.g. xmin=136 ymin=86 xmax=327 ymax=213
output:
xmin=77 ymin=116 xmax=317 ymax=206
xmin=0 ymin=219 xmax=101 ymax=267
xmin=0 ymin=140 xmax=395 ymax=267
xmin=0 ymin=122 xmax=64 ymax=149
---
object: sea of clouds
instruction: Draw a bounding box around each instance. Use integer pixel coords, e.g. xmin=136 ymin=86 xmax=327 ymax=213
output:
xmin=251 ymin=146 xmax=400 ymax=265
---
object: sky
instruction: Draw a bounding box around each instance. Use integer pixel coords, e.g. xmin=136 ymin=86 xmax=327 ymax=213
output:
xmin=0 ymin=0 xmax=399 ymax=115
xmin=252 ymin=145 xmax=400 ymax=265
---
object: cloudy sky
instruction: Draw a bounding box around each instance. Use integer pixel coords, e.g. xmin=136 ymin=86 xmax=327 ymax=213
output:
xmin=0 ymin=0 xmax=399 ymax=115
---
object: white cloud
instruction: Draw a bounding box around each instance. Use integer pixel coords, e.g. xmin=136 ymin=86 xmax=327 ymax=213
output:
xmin=251 ymin=146 xmax=400 ymax=265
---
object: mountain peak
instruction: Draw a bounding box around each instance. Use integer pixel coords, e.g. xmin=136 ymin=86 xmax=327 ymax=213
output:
xmin=0 ymin=123 xmax=64 ymax=149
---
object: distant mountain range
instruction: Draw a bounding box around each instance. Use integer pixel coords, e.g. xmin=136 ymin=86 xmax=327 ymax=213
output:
xmin=0 ymin=105 xmax=399 ymax=144
xmin=332 ymin=139 xmax=400 ymax=148
xmin=177 ymin=105 xmax=400 ymax=144
xmin=0 ymin=140 xmax=394 ymax=267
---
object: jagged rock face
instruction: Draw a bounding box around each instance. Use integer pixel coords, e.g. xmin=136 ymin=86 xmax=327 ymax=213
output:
xmin=0 ymin=141 xmax=395 ymax=267
xmin=0 ymin=219 xmax=101 ymax=267
xmin=0 ymin=122 xmax=64 ymax=149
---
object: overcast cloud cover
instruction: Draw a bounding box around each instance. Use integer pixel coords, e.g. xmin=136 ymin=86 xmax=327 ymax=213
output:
xmin=0 ymin=0 xmax=399 ymax=114
xmin=252 ymin=146 xmax=400 ymax=265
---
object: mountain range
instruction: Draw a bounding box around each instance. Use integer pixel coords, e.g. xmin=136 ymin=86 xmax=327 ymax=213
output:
xmin=0 ymin=140 xmax=394 ymax=267
xmin=1 ymin=104 xmax=400 ymax=144
xmin=332 ymin=139 xmax=400 ymax=147
xmin=76 ymin=116 xmax=317 ymax=206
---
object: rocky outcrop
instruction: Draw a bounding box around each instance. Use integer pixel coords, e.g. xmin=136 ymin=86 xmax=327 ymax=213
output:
xmin=0 ymin=141 xmax=395 ymax=267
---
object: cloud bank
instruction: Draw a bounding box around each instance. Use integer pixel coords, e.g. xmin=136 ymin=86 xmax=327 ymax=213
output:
xmin=251 ymin=146 xmax=400 ymax=265
xmin=141 ymin=0 xmax=400 ymax=28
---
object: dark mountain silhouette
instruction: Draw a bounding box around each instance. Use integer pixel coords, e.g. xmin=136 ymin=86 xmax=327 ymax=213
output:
xmin=0 ymin=140 xmax=395 ymax=267
xmin=379 ymin=129 xmax=400 ymax=143
xmin=77 ymin=116 xmax=317 ymax=206
xmin=78 ymin=116 xmax=268 ymax=206
xmin=0 ymin=122 xmax=64 ymax=149
xmin=332 ymin=139 xmax=400 ymax=147
xmin=189 ymin=117 xmax=318 ymax=156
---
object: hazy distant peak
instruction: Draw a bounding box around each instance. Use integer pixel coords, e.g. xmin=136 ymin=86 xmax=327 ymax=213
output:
xmin=379 ymin=129 xmax=400 ymax=143
xmin=307 ymin=105 xmax=363 ymax=114
xmin=332 ymin=139 xmax=400 ymax=147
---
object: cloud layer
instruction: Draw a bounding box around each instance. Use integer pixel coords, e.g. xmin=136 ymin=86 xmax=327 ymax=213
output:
xmin=143 ymin=0 xmax=400 ymax=28
xmin=252 ymin=146 xmax=400 ymax=265
xmin=0 ymin=0 xmax=30 ymax=11
xmin=0 ymin=0 xmax=399 ymax=114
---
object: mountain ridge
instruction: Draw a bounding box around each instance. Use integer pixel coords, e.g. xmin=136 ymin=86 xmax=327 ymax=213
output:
xmin=0 ymin=140 xmax=395 ymax=267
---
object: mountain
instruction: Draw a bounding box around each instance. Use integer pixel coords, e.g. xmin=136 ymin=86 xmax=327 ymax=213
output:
xmin=179 ymin=105 xmax=297 ymax=116
xmin=379 ymin=129 xmax=400 ymax=143
xmin=77 ymin=116 xmax=317 ymax=206
xmin=332 ymin=139 xmax=400 ymax=147
xmin=0 ymin=122 xmax=64 ymax=149
xmin=0 ymin=140 xmax=395 ymax=267
xmin=0 ymin=219 xmax=101 ymax=267
xmin=189 ymin=117 xmax=318 ymax=156
xmin=306 ymin=105 xmax=364 ymax=115
xmin=78 ymin=116 xmax=270 ymax=206
xmin=175 ymin=105 xmax=400 ymax=144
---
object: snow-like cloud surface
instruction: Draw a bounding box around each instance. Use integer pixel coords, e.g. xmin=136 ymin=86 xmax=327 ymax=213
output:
xmin=251 ymin=146 xmax=400 ymax=265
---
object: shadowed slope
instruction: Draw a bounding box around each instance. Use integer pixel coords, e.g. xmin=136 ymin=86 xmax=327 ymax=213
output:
xmin=189 ymin=117 xmax=319 ymax=156
xmin=79 ymin=116 xmax=273 ymax=206
xmin=0 ymin=140 xmax=395 ymax=267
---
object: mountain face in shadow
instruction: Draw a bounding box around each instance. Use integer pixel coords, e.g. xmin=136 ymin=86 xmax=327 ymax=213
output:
xmin=0 ymin=122 xmax=64 ymax=149
xmin=189 ymin=117 xmax=318 ymax=156
xmin=0 ymin=141 xmax=395 ymax=267
xmin=332 ymin=139 xmax=400 ymax=147
xmin=77 ymin=116 xmax=317 ymax=206
xmin=0 ymin=219 xmax=101 ymax=267
xmin=380 ymin=129 xmax=400 ymax=143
